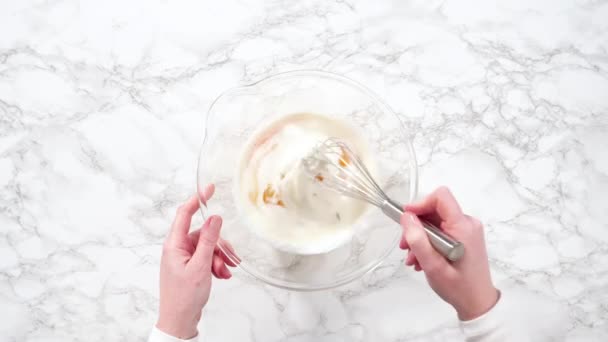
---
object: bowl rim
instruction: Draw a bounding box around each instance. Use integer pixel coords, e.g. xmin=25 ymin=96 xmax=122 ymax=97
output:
xmin=197 ymin=69 xmax=419 ymax=291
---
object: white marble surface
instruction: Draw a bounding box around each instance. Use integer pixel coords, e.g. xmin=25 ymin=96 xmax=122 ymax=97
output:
xmin=1 ymin=0 xmax=607 ymax=341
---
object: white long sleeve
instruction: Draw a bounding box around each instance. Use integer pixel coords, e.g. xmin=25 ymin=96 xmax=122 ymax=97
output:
xmin=459 ymin=291 xmax=510 ymax=341
xmin=459 ymin=289 xmax=565 ymax=342
xmin=148 ymin=327 xmax=198 ymax=342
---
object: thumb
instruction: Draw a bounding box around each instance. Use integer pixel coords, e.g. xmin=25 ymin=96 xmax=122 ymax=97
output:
xmin=190 ymin=215 xmax=222 ymax=269
xmin=401 ymin=212 xmax=450 ymax=275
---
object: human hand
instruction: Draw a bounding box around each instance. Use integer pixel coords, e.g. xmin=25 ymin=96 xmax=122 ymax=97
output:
xmin=399 ymin=187 xmax=499 ymax=321
xmin=156 ymin=184 xmax=238 ymax=339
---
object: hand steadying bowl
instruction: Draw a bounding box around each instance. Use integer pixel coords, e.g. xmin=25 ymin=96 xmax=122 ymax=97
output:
xmin=197 ymin=70 xmax=417 ymax=291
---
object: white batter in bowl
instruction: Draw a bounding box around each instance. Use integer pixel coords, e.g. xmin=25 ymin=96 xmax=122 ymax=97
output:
xmin=236 ymin=113 xmax=375 ymax=254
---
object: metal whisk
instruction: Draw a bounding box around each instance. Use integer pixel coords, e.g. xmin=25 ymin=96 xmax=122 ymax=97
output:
xmin=302 ymin=137 xmax=464 ymax=261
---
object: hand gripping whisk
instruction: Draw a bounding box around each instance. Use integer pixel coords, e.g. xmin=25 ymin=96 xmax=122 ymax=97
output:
xmin=302 ymin=138 xmax=464 ymax=261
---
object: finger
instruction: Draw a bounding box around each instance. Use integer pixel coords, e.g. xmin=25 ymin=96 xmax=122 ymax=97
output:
xmin=405 ymin=250 xmax=417 ymax=266
xmin=215 ymin=247 xmax=238 ymax=267
xmin=212 ymin=254 xmax=231 ymax=279
xmin=212 ymin=254 xmax=223 ymax=276
xmin=418 ymin=213 xmax=443 ymax=228
xmin=221 ymin=239 xmax=241 ymax=264
xmin=220 ymin=262 xmax=232 ymax=278
xmin=414 ymin=262 xmax=422 ymax=272
xmin=399 ymin=231 xmax=409 ymax=250
xmin=189 ymin=218 xmax=222 ymax=251
xmin=194 ymin=236 xmax=239 ymax=267
xmin=189 ymin=230 xmax=226 ymax=253
xmin=405 ymin=187 xmax=464 ymax=224
xmin=188 ymin=230 xmax=221 ymax=253
xmin=188 ymin=228 xmax=201 ymax=251
xmin=214 ymin=239 xmax=241 ymax=266
xmin=190 ymin=216 xmax=223 ymax=269
xmin=401 ymin=212 xmax=451 ymax=275
xmin=169 ymin=195 xmax=200 ymax=241
xmin=189 ymin=229 xmax=200 ymax=244
xmin=199 ymin=184 xmax=215 ymax=208
xmin=188 ymin=231 xmax=238 ymax=268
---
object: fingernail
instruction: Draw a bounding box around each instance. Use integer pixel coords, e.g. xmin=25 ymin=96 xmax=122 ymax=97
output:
xmin=209 ymin=215 xmax=222 ymax=230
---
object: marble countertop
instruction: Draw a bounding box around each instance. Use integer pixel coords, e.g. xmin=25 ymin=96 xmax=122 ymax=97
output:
xmin=1 ymin=0 xmax=607 ymax=341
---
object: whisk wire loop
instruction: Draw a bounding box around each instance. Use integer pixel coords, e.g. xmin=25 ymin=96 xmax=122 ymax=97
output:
xmin=310 ymin=138 xmax=386 ymax=206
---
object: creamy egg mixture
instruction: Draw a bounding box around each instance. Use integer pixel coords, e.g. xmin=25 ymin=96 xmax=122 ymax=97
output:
xmin=236 ymin=113 xmax=374 ymax=254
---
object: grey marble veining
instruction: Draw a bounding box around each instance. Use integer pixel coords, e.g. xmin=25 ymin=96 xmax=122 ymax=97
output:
xmin=0 ymin=0 xmax=607 ymax=341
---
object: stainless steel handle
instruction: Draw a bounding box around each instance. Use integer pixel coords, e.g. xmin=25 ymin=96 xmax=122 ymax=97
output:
xmin=381 ymin=199 xmax=464 ymax=261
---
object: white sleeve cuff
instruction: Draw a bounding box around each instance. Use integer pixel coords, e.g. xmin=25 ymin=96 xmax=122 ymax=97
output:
xmin=459 ymin=290 xmax=508 ymax=341
xmin=148 ymin=326 xmax=198 ymax=342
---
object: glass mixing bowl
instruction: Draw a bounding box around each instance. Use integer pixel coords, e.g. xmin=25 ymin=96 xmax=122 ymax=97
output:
xmin=197 ymin=70 xmax=417 ymax=290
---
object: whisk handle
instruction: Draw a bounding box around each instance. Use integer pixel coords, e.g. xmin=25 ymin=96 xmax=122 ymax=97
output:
xmin=381 ymin=199 xmax=465 ymax=262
